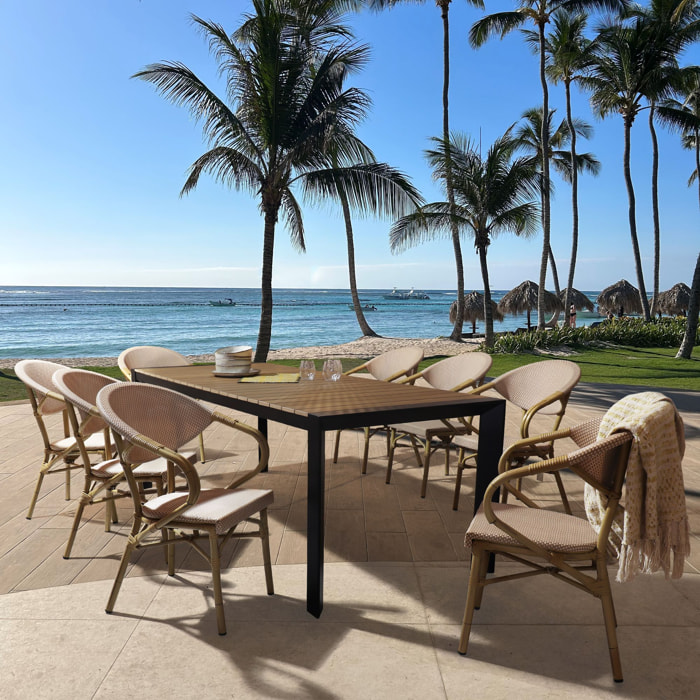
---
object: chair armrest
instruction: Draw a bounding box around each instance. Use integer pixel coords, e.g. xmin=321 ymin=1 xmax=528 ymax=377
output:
xmin=212 ymin=411 xmax=270 ymax=489
xmin=343 ymin=361 xmax=369 ymax=376
xmin=521 ymin=390 xmax=571 ymax=437
xmin=499 ymin=427 xmax=573 ymax=473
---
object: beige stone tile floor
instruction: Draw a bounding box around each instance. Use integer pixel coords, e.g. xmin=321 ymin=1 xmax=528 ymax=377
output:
xmin=0 ymin=381 xmax=699 ymax=699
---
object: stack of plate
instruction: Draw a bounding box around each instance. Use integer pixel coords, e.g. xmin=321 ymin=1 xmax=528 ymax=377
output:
xmin=214 ymin=345 xmax=254 ymax=376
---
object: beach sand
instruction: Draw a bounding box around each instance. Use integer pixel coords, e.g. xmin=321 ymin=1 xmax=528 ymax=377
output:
xmin=0 ymin=336 xmax=482 ymax=369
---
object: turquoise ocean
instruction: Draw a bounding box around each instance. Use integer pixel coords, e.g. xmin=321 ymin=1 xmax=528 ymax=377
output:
xmin=0 ymin=286 xmax=604 ymax=359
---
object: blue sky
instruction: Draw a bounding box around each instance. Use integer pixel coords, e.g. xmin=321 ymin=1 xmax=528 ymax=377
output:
xmin=1 ymin=0 xmax=698 ymax=292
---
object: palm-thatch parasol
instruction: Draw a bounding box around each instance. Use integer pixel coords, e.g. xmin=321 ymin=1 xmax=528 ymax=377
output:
xmin=655 ymin=282 xmax=691 ymax=316
xmin=497 ymin=280 xmax=561 ymax=330
xmin=558 ymin=288 xmax=594 ymax=312
xmin=596 ymin=279 xmax=642 ymax=316
xmin=449 ymin=291 xmax=504 ymax=333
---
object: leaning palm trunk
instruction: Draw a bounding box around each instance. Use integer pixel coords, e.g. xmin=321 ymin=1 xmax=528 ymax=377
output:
xmin=255 ymin=206 xmax=277 ymax=363
xmin=677 ymin=252 xmax=700 ymax=359
xmin=478 ymin=244 xmax=495 ymax=348
xmin=537 ymin=20 xmax=552 ymax=330
xmin=564 ymin=77 xmax=579 ymax=318
xmin=440 ymin=2 xmax=465 ymax=340
xmin=622 ymin=116 xmax=652 ymax=321
xmin=341 ymin=189 xmax=378 ymax=337
xmin=650 ymin=105 xmax=661 ymax=316
xmin=546 ymin=243 xmax=562 ymax=326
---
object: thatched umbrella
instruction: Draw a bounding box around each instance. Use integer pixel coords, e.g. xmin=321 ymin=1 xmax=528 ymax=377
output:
xmin=655 ymin=282 xmax=691 ymax=316
xmin=497 ymin=280 xmax=562 ymax=330
xmin=558 ymin=288 xmax=594 ymax=312
xmin=449 ymin=291 xmax=504 ymax=333
xmin=596 ymin=279 xmax=643 ymax=316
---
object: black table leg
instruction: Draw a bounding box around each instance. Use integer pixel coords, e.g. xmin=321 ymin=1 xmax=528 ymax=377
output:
xmin=306 ymin=423 xmax=325 ymax=617
xmin=258 ymin=417 xmax=268 ymax=472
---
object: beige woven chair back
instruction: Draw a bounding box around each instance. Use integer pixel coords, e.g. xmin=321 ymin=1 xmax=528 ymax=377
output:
xmin=118 ymin=345 xmax=189 ymax=380
xmin=492 ymin=359 xmax=581 ymax=414
xmin=566 ymin=430 xmax=632 ymax=495
xmin=420 ymin=353 xmax=492 ymax=391
xmin=569 ymin=416 xmax=603 ymax=449
xmin=14 ymin=359 xmax=67 ymax=414
xmin=97 ymin=383 xmax=213 ymax=464
xmin=53 ymin=368 xmax=118 ymax=437
xmin=365 ymin=346 xmax=424 ymax=381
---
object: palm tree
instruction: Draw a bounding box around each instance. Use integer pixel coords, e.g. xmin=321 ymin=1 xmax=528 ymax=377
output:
xmin=469 ymin=0 xmax=624 ymax=329
xmin=369 ymin=0 xmax=485 ymax=340
xmin=389 ymin=131 xmax=539 ymax=348
xmin=514 ymin=105 xmax=600 ymax=314
xmin=542 ymin=10 xmax=597 ymax=316
xmin=584 ymin=18 xmax=679 ymax=321
xmin=134 ymin=2 xmax=416 ymax=361
xmin=625 ymin=0 xmax=700 ymax=316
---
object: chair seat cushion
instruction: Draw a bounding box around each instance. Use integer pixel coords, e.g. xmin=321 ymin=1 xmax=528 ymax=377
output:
xmin=90 ymin=450 xmax=198 ymax=479
xmin=389 ymin=419 xmax=470 ymax=440
xmin=464 ymin=503 xmax=597 ymax=554
xmin=52 ymin=432 xmax=111 ymax=452
xmin=143 ymin=488 xmax=274 ymax=535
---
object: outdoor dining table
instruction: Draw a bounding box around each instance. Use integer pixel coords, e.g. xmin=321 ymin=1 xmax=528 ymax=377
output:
xmin=132 ymin=362 xmax=506 ymax=618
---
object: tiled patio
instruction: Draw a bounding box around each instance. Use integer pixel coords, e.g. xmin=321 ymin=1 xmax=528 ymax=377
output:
xmin=1 ymin=382 xmax=699 ymax=698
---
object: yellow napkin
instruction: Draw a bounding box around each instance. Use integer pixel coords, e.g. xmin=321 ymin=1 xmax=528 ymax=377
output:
xmin=239 ymin=373 xmax=300 ymax=383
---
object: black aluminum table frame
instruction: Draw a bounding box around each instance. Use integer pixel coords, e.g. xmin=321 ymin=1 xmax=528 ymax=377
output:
xmin=133 ymin=367 xmax=505 ymax=618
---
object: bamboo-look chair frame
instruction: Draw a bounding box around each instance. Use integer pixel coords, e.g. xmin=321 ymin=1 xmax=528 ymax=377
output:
xmin=15 ymin=360 xmax=112 ymax=519
xmin=53 ymin=368 xmax=176 ymax=559
xmin=118 ymin=345 xmax=206 ymax=463
xmin=383 ymin=353 xmax=493 ymax=510
xmin=453 ymin=359 xmax=581 ymax=512
xmin=96 ymin=382 xmax=274 ymax=636
xmin=459 ymin=423 xmax=633 ymax=682
xmin=331 ymin=346 xmax=424 ymax=473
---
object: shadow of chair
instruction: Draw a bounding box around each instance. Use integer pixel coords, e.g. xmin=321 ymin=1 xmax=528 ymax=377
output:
xmin=118 ymin=345 xmax=206 ymax=463
xmin=383 ymin=352 xmax=493 ymax=509
xmin=332 ymin=346 xmax=424 ymax=474
xmin=452 ymin=359 xmax=581 ymax=512
xmin=96 ymin=381 xmax=274 ymax=635
xmin=459 ymin=416 xmax=633 ymax=682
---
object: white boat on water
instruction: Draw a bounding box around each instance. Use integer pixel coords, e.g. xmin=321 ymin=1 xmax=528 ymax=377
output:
xmin=382 ymin=287 xmax=430 ymax=300
xmin=209 ymin=298 xmax=236 ymax=306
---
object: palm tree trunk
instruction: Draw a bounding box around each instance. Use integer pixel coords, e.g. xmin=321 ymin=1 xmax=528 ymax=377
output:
xmin=439 ymin=1 xmax=465 ymax=341
xmin=477 ymin=243 xmax=494 ymax=348
xmin=254 ymin=207 xmax=277 ymax=363
xmin=676 ymin=251 xmax=700 ymax=359
xmin=649 ymin=105 xmax=661 ymax=317
xmin=340 ymin=188 xmax=378 ymax=337
xmin=545 ymin=243 xmax=561 ymax=327
xmin=564 ymin=78 xmax=578 ymax=317
xmin=537 ymin=20 xmax=551 ymax=330
xmin=622 ymin=116 xmax=651 ymax=321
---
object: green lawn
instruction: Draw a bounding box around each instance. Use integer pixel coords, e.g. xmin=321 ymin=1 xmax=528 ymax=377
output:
xmin=2 ymin=346 xmax=698 ymax=403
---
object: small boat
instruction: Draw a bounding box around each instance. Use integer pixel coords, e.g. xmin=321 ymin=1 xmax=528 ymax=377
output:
xmin=348 ymin=304 xmax=378 ymax=311
xmin=382 ymin=287 xmax=430 ymax=300
xmin=209 ymin=298 xmax=236 ymax=306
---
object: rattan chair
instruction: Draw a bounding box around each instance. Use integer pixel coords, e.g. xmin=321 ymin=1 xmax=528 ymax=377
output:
xmin=96 ymin=382 xmax=274 ymax=635
xmin=459 ymin=416 xmax=634 ymax=682
xmin=118 ymin=345 xmax=206 ymax=463
xmin=332 ymin=346 xmax=424 ymax=473
xmin=452 ymin=359 xmax=581 ymax=512
xmin=15 ymin=359 xmax=112 ymax=519
xmin=53 ymin=367 xmax=191 ymax=559
xmin=384 ymin=353 xmax=493 ymax=509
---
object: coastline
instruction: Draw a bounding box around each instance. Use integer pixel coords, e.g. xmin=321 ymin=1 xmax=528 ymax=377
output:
xmin=0 ymin=336 xmax=482 ymax=369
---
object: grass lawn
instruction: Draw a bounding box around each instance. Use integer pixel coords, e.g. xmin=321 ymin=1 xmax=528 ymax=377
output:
xmin=2 ymin=346 xmax=698 ymax=404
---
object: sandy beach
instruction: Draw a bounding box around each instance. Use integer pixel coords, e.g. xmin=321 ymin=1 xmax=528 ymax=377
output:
xmin=0 ymin=336 xmax=482 ymax=369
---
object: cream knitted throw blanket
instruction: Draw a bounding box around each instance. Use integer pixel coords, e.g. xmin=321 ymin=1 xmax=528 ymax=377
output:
xmin=584 ymin=392 xmax=690 ymax=583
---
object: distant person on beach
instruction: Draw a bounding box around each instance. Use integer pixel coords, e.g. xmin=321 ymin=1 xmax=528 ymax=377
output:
xmin=569 ymin=304 xmax=577 ymax=328
xmin=606 ymin=310 xmax=614 ymax=322
xmin=617 ymin=305 xmax=624 ymax=318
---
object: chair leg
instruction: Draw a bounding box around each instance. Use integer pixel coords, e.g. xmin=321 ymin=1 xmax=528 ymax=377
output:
xmin=198 ymin=433 xmax=206 ymax=463
xmin=26 ymin=469 xmax=48 ymax=519
xmin=409 ymin=435 xmax=423 ymax=468
xmin=209 ymin=531 xmax=227 ymax=635
xmin=64 ymin=492 xmax=89 ymax=559
xmin=553 ymin=471 xmax=572 ymax=514
xmin=332 ymin=430 xmax=341 ymax=464
xmin=106 ymin=520 xmax=140 ymax=615
xmin=420 ymin=440 xmax=433 ymax=499
xmin=386 ymin=429 xmax=397 ymax=484
xmin=65 ymin=464 xmax=72 ymax=501
xmin=260 ymin=509 xmax=274 ymax=595
xmin=598 ymin=559 xmax=624 ymax=682
xmin=444 ymin=441 xmax=450 ymax=476
xmin=459 ymin=548 xmax=484 ymax=655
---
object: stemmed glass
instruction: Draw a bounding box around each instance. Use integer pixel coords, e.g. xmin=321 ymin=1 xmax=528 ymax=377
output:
xmin=322 ymin=359 xmax=342 ymax=381
xmin=299 ymin=360 xmax=316 ymax=381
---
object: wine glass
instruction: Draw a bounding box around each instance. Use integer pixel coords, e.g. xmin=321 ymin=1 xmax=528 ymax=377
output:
xmin=299 ymin=360 xmax=315 ymax=381
xmin=323 ymin=359 xmax=342 ymax=381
